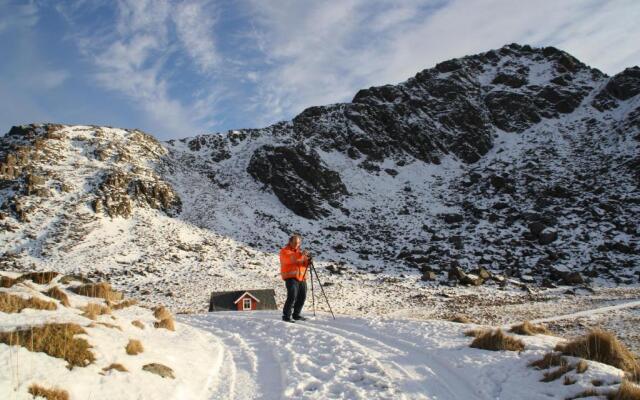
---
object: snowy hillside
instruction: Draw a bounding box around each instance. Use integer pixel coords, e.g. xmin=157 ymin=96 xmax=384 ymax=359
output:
xmin=0 ymin=43 xmax=638 ymax=322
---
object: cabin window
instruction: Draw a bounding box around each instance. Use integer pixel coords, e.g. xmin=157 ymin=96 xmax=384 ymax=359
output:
xmin=243 ymin=298 xmax=252 ymax=310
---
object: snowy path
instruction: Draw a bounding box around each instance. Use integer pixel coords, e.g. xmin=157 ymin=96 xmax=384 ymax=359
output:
xmin=181 ymin=311 xmax=587 ymax=400
xmin=531 ymin=298 xmax=640 ymax=324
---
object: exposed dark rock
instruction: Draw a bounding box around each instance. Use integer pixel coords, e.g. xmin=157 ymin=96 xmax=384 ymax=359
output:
xmin=443 ymin=213 xmax=463 ymax=224
xmin=539 ymin=229 xmax=558 ymax=245
xmin=247 ymin=144 xmax=348 ymax=219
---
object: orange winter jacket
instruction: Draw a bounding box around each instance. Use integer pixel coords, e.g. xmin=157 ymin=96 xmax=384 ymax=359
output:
xmin=279 ymin=245 xmax=309 ymax=281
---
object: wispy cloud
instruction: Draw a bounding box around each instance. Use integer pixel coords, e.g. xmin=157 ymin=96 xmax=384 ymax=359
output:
xmin=56 ymin=0 xmax=221 ymax=136
xmin=174 ymin=0 xmax=219 ymax=74
xmin=0 ymin=0 xmax=39 ymax=33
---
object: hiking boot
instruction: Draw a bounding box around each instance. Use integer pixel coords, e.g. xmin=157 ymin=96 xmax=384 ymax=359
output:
xmin=282 ymin=316 xmax=295 ymax=323
xmin=293 ymin=315 xmax=307 ymax=321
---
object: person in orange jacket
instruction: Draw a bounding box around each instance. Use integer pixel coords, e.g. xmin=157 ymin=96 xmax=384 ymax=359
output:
xmin=280 ymin=234 xmax=310 ymax=322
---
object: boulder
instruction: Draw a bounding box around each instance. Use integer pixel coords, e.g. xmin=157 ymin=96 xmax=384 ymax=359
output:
xmin=142 ymin=363 xmax=175 ymax=379
xmin=421 ymin=271 xmax=437 ymax=281
xmin=443 ymin=213 xmax=463 ymax=224
xmin=539 ymin=228 xmax=558 ymax=245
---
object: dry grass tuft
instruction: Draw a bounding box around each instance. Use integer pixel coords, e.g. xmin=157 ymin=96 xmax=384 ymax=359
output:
xmin=0 ymin=323 xmax=94 ymax=368
xmin=593 ymin=379 xmax=605 ymax=387
xmin=510 ymin=320 xmax=550 ymax=336
xmin=566 ymin=388 xmax=604 ymax=400
xmin=609 ymin=380 xmax=640 ymax=400
xmin=564 ymin=375 xmax=577 ymax=385
xmin=154 ymin=318 xmax=175 ymax=331
xmin=102 ymin=363 xmax=128 ymax=373
xmin=111 ymin=298 xmax=138 ymax=310
xmin=43 ymin=286 xmax=70 ymax=307
xmin=628 ymin=369 xmax=640 ymax=384
xmin=542 ymin=364 xmax=575 ymax=382
xmin=153 ymin=305 xmax=172 ymax=320
xmin=82 ymin=302 xmax=111 ymax=320
xmin=530 ymin=352 xmax=567 ymax=369
xmin=450 ymin=314 xmax=472 ymax=323
xmin=59 ymin=274 xmax=92 ymax=285
xmin=0 ymin=292 xmax=57 ymax=313
xmin=470 ymin=329 xmax=525 ymax=352
xmin=19 ymin=271 xmax=59 ymax=285
xmin=28 ymin=383 xmax=69 ymax=400
xmin=88 ymin=321 xmax=122 ymax=331
xmin=126 ymin=339 xmax=144 ymax=355
xmin=576 ymin=359 xmax=589 ymax=374
xmin=556 ymin=329 xmax=640 ymax=374
xmin=131 ymin=320 xmax=145 ymax=329
xmin=0 ymin=275 xmax=17 ymax=288
xmin=464 ymin=328 xmax=486 ymax=338
xmin=72 ymin=282 xmax=123 ymax=301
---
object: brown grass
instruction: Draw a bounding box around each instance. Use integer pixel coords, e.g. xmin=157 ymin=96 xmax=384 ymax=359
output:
xmin=542 ymin=364 xmax=575 ymax=382
xmin=19 ymin=271 xmax=59 ymax=285
xmin=88 ymin=321 xmax=122 ymax=331
xmin=593 ymin=379 xmax=605 ymax=386
xmin=111 ymin=298 xmax=138 ymax=310
xmin=628 ymin=369 xmax=640 ymax=384
xmin=102 ymin=363 xmax=128 ymax=373
xmin=59 ymin=274 xmax=92 ymax=285
xmin=0 ymin=275 xmax=17 ymax=288
xmin=28 ymin=384 xmax=69 ymax=400
xmin=564 ymin=375 xmax=577 ymax=385
xmin=43 ymin=286 xmax=70 ymax=307
xmin=530 ymin=352 xmax=567 ymax=369
xmin=609 ymin=381 xmax=640 ymax=400
xmin=154 ymin=318 xmax=175 ymax=331
xmin=556 ymin=329 xmax=640 ymax=375
xmin=576 ymin=359 xmax=589 ymax=374
xmin=153 ymin=305 xmax=172 ymax=320
xmin=126 ymin=339 xmax=144 ymax=355
xmin=450 ymin=314 xmax=472 ymax=323
xmin=131 ymin=320 xmax=145 ymax=329
xmin=82 ymin=302 xmax=111 ymax=320
xmin=470 ymin=329 xmax=525 ymax=352
xmin=0 ymin=292 xmax=57 ymax=313
xmin=567 ymin=388 xmax=604 ymax=400
xmin=0 ymin=323 xmax=94 ymax=368
xmin=510 ymin=321 xmax=550 ymax=336
xmin=464 ymin=328 xmax=486 ymax=338
xmin=72 ymin=282 xmax=123 ymax=301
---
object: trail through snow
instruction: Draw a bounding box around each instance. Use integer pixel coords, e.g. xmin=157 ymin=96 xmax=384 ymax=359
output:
xmin=181 ymin=311 xmax=612 ymax=400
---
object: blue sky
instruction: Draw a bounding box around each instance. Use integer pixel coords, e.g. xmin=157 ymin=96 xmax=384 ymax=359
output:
xmin=1 ymin=0 xmax=639 ymax=140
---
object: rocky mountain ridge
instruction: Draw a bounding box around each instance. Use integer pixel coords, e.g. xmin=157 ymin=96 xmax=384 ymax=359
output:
xmin=0 ymin=43 xmax=638 ymax=311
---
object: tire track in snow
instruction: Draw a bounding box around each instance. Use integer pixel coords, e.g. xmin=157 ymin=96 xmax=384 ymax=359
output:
xmin=184 ymin=313 xmax=490 ymax=399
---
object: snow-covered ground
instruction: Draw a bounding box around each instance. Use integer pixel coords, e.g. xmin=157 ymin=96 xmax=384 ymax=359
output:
xmin=0 ymin=273 xmax=222 ymax=400
xmin=0 ymin=271 xmax=635 ymax=399
xmin=182 ymin=311 xmax=626 ymax=400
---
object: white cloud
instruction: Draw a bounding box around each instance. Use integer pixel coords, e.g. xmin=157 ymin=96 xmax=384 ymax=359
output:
xmin=56 ymin=0 xmax=221 ymax=137
xmin=174 ymin=0 xmax=219 ymax=74
xmin=0 ymin=0 xmax=39 ymax=33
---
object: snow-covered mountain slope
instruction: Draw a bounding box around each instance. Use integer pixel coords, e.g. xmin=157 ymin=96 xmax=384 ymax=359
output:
xmin=0 ymin=43 xmax=638 ymax=314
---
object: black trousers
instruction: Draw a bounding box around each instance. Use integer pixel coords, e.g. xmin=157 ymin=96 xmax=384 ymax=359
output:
xmin=283 ymin=279 xmax=306 ymax=318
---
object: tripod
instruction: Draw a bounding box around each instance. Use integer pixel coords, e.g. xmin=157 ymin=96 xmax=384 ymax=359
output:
xmin=304 ymin=259 xmax=335 ymax=320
